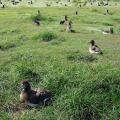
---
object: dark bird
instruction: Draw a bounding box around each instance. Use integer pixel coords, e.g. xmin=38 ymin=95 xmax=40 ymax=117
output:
xmin=102 ymin=27 xmax=113 ymax=35
xmin=20 ymin=80 xmax=52 ymax=107
xmin=89 ymin=40 xmax=103 ymax=54
xmin=75 ymin=11 xmax=78 ymax=15
xmin=60 ymin=20 xmax=65 ymax=24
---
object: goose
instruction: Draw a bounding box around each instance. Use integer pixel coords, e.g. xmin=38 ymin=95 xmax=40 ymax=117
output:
xmin=102 ymin=27 xmax=113 ymax=35
xmin=89 ymin=40 xmax=103 ymax=54
xmin=104 ymin=9 xmax=111 ymax=15
xmin=66 ymin=21 xmax=72 ymax=32
xmin=20 ymin=80 xmax=51 ymax=107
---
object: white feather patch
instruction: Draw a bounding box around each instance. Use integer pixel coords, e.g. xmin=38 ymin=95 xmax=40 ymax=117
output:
xmin=27 ymin=102 xmax=39 ymax=107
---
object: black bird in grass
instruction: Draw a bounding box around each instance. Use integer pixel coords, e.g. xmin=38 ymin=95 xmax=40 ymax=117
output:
xmin=102 ymin=27 xmax=114 ymax=35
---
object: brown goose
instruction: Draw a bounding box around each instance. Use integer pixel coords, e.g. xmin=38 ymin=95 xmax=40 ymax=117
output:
xmin=20 ymin=80 xmax=51 ymax=107
xmin=66 ymin=21 xmax=72 ymax=32
xmin=89 ymin=40 xmax=103 ymax=54
xmin=102 ymin=27 xmax=113 ymax=35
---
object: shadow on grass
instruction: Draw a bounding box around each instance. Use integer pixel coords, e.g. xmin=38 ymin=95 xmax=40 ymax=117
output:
xmin=0 ymin=43 xmax=16 ymax=51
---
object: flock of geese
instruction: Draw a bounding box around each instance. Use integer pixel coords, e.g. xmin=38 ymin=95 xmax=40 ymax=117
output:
xmin=20 ymin=39 xmax=103 ymax=108
xmin=59 ymin=15 xmax=112 ymax=56
xmin=20 ymin=5 xmax=116 ymax=107
xmin=0 ymin=0 xmax=118 ymax=8
xmin=19 ymin=39 xmax=103 ymax=107
xmin=0 ymin=0 xmax=115 ymax=107
xmin=20 ymin=12 xmax=114 ymax=107
xmin=0 ymin=0 xmax=71 ymax=8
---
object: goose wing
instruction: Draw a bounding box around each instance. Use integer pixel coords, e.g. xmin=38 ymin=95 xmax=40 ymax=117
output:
xmin=91 ymin=45 xmax=101 ymax=52
xmin=95 ymin=45 xmax=102 ymax=52
xmin=28 ymin=89 xmax=51 ymax=104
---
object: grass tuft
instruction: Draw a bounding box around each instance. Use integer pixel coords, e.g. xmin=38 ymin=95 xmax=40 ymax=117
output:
xmin=0 ymin=43 xmax=16 ymax=51
xmin=67 ymin=51 xmax=96 ymax=62
xmin=41 ymin=31 xmax=57 ymax=42
xmin=31 ymin=13 xmax=54 ymax=22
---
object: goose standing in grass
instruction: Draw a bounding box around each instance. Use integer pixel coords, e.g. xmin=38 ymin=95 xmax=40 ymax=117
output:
xmin=102 ymin=27 xmax=113 ymax=35
xmin=20 ymin=80 xmax=52 ymax=107
xmin=66 ymin=21 xmax=72 ymax=32
xmin=89 ymin=40 xmax=103 ymax=54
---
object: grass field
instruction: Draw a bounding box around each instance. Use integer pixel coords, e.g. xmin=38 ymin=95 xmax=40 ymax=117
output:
xmin=0 ymin=1 xmax=120 ymax=120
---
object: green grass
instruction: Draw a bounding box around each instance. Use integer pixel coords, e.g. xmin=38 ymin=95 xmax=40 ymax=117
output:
xmin=0 ymin=3 xmax=120 ymax=120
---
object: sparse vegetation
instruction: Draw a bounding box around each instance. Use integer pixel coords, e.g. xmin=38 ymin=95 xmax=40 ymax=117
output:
xmin=67 ymin=50 xmax=96 ymax=62
xmin=41 ymin=31 xmax=57 ymax=42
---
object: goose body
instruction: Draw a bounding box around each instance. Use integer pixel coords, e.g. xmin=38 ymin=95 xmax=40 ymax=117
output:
xmin=20 ymin=81 xmax=51 ymax=107
xmin=102 ymin=27 xmax=113 ymax=35
xmin=66 ymin=21 xmax=72 ymax=32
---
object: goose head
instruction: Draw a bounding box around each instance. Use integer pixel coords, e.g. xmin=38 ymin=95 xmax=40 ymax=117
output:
xmin=20 ymin=80 xmax=31 ymax=92
xmin=64 ymin=15 xmax=68 ymax=21
xmin=89 ymin=40 xmax=95 ymax=46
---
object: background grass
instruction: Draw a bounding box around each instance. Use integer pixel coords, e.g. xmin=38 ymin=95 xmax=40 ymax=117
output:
xmin=0 ymin=1 xmax=120 ymax=120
